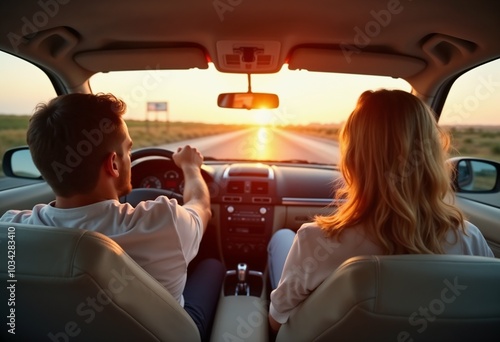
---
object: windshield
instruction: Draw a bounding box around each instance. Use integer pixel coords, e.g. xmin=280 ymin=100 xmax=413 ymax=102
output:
xmin=90 ymin=64 xmax=411 ymax=165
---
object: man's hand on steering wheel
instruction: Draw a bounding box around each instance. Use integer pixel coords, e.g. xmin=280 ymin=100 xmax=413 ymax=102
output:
xmin=121 ymin=147 xmax=184 ymax=206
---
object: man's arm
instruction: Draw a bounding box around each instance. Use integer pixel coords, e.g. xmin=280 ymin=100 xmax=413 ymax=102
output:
xmin=269 ymin=314 xmax=281 ymax=334
xmin=173 ymin=146 xmax=211 ymax=231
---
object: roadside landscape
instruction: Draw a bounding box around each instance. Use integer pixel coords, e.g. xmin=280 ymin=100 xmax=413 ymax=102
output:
xmin=1 ymin=115 xmax=499 ymax=176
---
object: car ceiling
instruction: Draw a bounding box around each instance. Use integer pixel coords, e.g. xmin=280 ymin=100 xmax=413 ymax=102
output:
xmin=1 ymin=0 xmax=500 ymax=100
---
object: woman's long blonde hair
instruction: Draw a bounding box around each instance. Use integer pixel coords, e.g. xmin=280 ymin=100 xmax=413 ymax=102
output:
xmin=315 ymin=89 xmax=465 ymax=254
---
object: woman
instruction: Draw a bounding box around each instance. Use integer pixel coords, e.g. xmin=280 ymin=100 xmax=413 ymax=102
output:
xmin=267 ymin=89 xmax=494 ymax=333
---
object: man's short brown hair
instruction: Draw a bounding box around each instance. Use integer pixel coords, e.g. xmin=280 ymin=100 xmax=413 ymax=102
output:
xmin=27 ymin=93 xmax=127 ymax=197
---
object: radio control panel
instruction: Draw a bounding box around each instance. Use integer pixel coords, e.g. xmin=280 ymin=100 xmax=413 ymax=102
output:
xmin=221 ymin=204 xmax=274 ymax=260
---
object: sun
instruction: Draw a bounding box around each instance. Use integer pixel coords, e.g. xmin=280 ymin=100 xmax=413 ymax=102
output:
xmin=252 ymin=109 xmax=274 ymax=126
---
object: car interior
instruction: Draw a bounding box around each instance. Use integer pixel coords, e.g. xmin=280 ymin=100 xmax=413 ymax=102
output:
xmin=1 ymin=0 xmax=500 ymax=341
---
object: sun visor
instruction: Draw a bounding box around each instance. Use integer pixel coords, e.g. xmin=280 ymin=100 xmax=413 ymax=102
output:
xmin=74 ymin=47 xmax=209 ymax=72
xmin=288 ymin=47 xmax=426 ymax=78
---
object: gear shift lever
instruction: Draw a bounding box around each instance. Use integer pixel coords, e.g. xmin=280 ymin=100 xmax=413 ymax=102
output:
xmin=236 ymin=262 xmax=249 ymax=296
xmin=238 ymin=263 xmax=247 ymax=282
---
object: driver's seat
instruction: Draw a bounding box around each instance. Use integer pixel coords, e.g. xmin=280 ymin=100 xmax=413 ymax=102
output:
xmin=0 ymin=222 xmax=201 ymax=341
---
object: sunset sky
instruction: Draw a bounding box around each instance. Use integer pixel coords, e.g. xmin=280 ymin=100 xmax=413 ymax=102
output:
xmin=1 ymin=52 xmax=499 ymax=126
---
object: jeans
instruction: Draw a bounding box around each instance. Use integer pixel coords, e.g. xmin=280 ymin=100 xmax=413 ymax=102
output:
xmin=183 ymin=258 xmax=226 ymax=341
xmin=267 ymin=229 xmax=296 ymax=290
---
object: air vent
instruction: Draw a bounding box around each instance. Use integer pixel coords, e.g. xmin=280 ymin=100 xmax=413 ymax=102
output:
xmin=222 ymin=196 xmax=242 ymax=203
xmin=252 ymin=197 xmax=272 ymax=204
xmin=227 ymin=181 xmax=245 ymax=193
xmin=251 ymin=181 xmax=268 ymax=194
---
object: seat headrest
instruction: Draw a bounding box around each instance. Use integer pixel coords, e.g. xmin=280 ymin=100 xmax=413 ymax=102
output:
xmin=277 ymin=254 xmax=500 ymax=342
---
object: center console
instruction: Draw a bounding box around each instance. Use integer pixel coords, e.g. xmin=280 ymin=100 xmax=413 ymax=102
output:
xmin=210 ymin=262 xmax=269 ymax=342
xmin=211 ymin=164 xmax=278 ymax=341
xmin=218 ymin=163 xmax=276 ymax=270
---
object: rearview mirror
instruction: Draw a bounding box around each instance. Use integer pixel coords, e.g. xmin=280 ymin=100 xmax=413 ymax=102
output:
xmin=217 ymin=92 xmax=279 ymax=110
xmin=2 ymin=146 xmax=42 ymax=179
xmin=449 ymin=157 xmax=499 ymax=192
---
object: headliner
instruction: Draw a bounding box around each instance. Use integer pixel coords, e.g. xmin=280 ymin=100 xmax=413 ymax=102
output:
xmin=1 ymin=0 xmax=499 ymax=97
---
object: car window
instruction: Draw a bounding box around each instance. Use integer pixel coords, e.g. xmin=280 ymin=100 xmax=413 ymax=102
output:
xmin=0 ymin=51 xmax=56 ymax=178
xmin=90 ymin=65 xmax=411 ymax=164
xmin=440 ymin=58 xmax=500 ymax=162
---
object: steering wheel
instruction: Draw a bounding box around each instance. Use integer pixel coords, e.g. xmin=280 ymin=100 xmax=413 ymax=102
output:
xmin=119 ymin=147 xmax=184 ymax=206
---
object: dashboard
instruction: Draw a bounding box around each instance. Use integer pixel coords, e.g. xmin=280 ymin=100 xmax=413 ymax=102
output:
xmin=131 ymin=157 xmax=341 ymax=270
xmin=131 ymin=158 xmax=187 ymax=194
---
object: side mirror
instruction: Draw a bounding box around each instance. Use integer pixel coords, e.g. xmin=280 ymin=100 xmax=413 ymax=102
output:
xmin=2 ymin=146 xmax=42 ymax=179
xmin=217 ymin=92 xmax=279 ymax=110
xmin=449 ymin=157 xmax=499 ymax=193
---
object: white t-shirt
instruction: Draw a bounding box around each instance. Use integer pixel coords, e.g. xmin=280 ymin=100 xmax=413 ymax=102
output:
xmin=0 ymin=196 xmax=204 ymax=307
xmin=269 ymin=221 xmax=494 ymax=324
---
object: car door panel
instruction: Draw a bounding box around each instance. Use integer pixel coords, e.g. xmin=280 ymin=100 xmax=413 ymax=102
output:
xmin=456 ymin=196 xmax=500 ymax=257
xmin=0 ymin=182 xmax=54 ymax=215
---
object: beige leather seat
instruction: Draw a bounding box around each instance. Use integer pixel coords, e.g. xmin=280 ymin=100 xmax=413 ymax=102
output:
xmin=276 ymin=254 xmax=500 ymax=342
xmin=0 ymin=222 xmax=200 ymax=342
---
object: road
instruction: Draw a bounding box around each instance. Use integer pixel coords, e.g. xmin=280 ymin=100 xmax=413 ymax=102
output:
xmin=160 ymin=127 xmax=340 ymax=165
xmin=0 ymin=127 xmax=339 ymax=191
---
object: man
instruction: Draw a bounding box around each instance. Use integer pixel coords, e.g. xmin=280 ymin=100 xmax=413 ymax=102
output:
xmin=0 ymin=93 xmax=224 ymax=341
